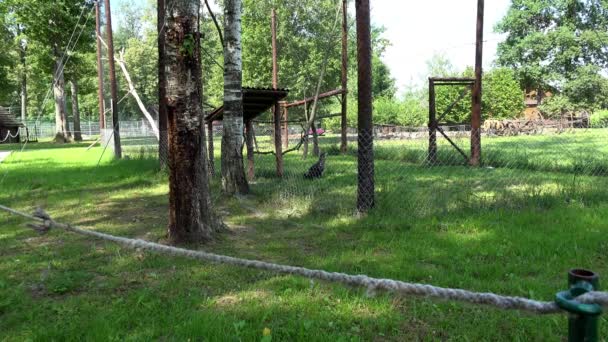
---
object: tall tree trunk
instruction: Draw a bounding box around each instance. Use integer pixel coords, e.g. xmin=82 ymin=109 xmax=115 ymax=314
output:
xmin=104 ymin=0 xmax=122 ymax=159
xmin=221 ymin=0 xmax=249 ymax=195
xmin=19 ymin=38 xmax=27 ymax=125
xmin=52 ymin=53 xmax=70 ymax=143
xmin=340 ymin=0 xmax=348 ymax=153
xmin=158 ymin=0 xmax=169 ymax=168
xmin=70 ymin=80 xmax=83 ymax=142
xmin=356 ymin=0 xmax=375 ymax=212
xmin=95 ymin=0 xmax=106 ymax=130
xmin=165 ymin=0 xmax=222 ymax=244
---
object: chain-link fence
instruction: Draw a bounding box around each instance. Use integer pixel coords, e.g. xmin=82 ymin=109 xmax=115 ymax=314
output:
xmin=106 ymin=118 xmax=608 ymax=223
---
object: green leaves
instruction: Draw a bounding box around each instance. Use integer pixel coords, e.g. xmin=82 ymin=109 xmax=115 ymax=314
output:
xmin=180 ymin=33 xmax=195 ymax=57
xmin=496 ymin=0 xmax=608 ymax=109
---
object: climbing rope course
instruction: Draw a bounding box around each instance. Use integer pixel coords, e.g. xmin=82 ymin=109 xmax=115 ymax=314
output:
xmin=1 ymin=204 xmax=607 ymax=319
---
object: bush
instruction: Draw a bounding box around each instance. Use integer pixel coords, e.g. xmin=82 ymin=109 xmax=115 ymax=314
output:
xmin=373 ymin=96 xmax=402 ymax=125
xmin=590 ymin=110 xmax=608 ymax=128
xmin=396 ymin=96 xmax=426 ymax=126
xmin=482 ymin=68 xmax=524 ymax=119
xmin=539 ymin=95 xmax=575 ymax=118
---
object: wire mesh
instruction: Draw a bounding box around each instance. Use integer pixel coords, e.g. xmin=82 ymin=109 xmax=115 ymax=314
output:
xmin=95 ymin=117 xmax=608 ymax=223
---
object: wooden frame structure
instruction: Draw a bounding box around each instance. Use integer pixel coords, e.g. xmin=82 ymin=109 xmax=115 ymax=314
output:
xmin=204 ymin=87 xmax=289 ymax=179
xmin=427 ymin=77 xmax=475 ymax=164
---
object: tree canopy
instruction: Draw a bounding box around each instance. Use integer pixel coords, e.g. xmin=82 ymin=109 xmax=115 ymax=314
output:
xmin=496 ymin=0 xmax=608 ymax=107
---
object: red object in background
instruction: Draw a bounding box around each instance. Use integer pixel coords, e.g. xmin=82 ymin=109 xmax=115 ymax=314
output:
xmin=308 ymin=128 xmax=325 ymax=136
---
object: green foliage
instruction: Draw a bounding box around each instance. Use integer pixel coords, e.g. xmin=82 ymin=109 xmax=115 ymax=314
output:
xmin=538 ymin=94 xmax=575 ymax=118
xmin=590 ymin=110 xmax=608 ymax=128
xmin=0 ymin=7 xmax=17 ymax=104
xmin=429 ymin=56 xmax=524 ymax=123
xmin=482 ymin=68 xmax=525 ymax=120
xmin=562 ymin=65 xmax=608 ymax=111
xmin=496 ymin=0 xmax=608 ymax=109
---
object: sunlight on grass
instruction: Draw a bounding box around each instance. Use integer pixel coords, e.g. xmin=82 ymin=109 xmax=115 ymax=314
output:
xmin=1 ymin=132 xmax=608 ymax=340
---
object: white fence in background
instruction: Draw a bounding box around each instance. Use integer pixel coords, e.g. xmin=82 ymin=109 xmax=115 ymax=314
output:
xmin=23 ymin=119 xmax=158 ymax=140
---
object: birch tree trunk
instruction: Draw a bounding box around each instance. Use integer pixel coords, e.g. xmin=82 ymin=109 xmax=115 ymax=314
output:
xmin=221 ymin=0 xmax=249 ymax=195
xmin=70 ymin=80 xmax=83 ymax=142
xmin=53 ymin=53 xmax=70 ymax=143
xmin=165 ymin=0 xmax=223 ymax=244
xmin=20 ymin=39 xmax=27 ymax=125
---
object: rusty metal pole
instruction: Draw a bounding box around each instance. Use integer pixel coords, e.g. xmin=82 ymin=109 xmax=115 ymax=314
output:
xmin=103 ymin=0 xmax=121 ymax=158
xmin=271 ymin=9 xmax=283 ymax=177
xmin=95 ymin=1 xmax=105 ymax=131
xmin=340 ymin=0 xmax=348 ymax=153
xmin=470 ymin=0 xmax=484 ymax=166
xmin=356 ymin=0 xmax=374 ymax=212
xmin=428 ymin=79 xmax=437 ymax=164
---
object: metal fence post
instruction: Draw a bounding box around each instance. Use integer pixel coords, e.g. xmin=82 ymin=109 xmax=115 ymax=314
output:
xmin=556 ymin=269 xmax=602 ymax=342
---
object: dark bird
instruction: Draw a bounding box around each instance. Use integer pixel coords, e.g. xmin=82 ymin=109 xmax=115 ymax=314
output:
xmin=304 ymin=152 xmax=327 ymax=179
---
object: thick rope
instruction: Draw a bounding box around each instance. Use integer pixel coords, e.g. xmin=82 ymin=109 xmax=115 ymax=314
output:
xmin=1 ymin=204 xmax=607 ymax=315
xmin=0 ymin=130 xmax=20 ymax=143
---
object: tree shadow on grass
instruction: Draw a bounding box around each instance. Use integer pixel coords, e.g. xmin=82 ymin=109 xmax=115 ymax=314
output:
xmin=3 ymin=185 xmax=608 ymax=340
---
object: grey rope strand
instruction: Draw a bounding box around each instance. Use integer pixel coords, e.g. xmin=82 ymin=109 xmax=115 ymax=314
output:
xmin=1 ymin=204 xmax=607 ymax=315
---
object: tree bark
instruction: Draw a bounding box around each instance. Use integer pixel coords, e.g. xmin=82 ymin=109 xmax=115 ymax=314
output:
xmin=356 ymin=0 xmax=375 ymax=212
xmin=70 ymin=80 xmax=83 ymax=142
xmin=52 ymin=52 xmax=70 ymax=143
xmin=271 ymin=9 xmax=284 ymax=177
xmin=340 ymin=0 xmax=348 ymax=153
xmin=19 ymin=37 xmax=27 ymax=125
xmin=104 ymin=0 xmax=122 ymax=159
xmin=165 ymin=0 xmax=222 ymax=244
xmin=95 ymin=0 xmax=106 ymax=130
xmin=158 ymin=0 xmax=168 ymax=168
xmin=221 ymin=0 xmax=249 ymax=194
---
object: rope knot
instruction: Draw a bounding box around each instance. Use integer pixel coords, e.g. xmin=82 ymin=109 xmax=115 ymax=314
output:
xmin=28 ymin=208 xmax=54 ymax=235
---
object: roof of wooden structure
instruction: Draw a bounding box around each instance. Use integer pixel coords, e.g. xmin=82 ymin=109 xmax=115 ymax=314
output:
xmin=205 ymin=87 xmax=289 ymax=122
xmin=0 ymin=107 xmax=22 ymax=128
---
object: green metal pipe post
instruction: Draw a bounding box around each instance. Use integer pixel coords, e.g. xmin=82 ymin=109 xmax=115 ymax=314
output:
xmin=556 ymin=269 xmax=602 ymax=342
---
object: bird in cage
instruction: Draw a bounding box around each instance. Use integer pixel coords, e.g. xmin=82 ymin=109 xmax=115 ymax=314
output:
xmin=304 ymin=152 xmax=327 ymax=179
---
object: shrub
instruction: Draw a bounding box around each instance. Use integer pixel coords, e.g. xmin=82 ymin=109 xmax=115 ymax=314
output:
xmin=539 ymin=95 xmax=575 ymax=118
xmin=482 ymin=68 xmax=524 ymax=119
xmin=590 ymin=110 xmax=608 ymax=128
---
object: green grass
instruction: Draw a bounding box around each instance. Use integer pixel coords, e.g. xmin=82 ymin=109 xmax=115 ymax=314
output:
xmin=1 ymin=132 xmax=608 ymax=340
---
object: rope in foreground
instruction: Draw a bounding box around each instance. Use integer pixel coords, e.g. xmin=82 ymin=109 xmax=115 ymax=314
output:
xmin=2 ymin=204 xmax=607 ymax=315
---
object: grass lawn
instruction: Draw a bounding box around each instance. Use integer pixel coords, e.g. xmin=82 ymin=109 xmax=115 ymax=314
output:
xmin=1 ymin=131 xmax=608 ymax=340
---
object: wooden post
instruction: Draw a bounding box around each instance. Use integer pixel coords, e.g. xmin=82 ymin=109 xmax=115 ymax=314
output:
xmin=356 ymin=0 xmax=374 ymax=212
xmin=158 ymin=0 xmax=168 ymax=167
xmin=428 ymin=79 xmax=437 ymax=164
xmin=340 ymin=0 xmax=348 ymax=153
xmin=282 ymin=103 xmax=288 ymax=149
xmin=207 ymin=121 xmax=215 ymax=176
xmin=271 ymin=9 xmax=283 ymax=177
xmin=245 ymin=119 xmax=255 ymax=180
xmin=470 ymin=0 xmax=484 ymax=166
xmin=95 ymin=0 xmax=105 ymax=130
xmin=103 ymin=0 xmax=121 ymax=158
